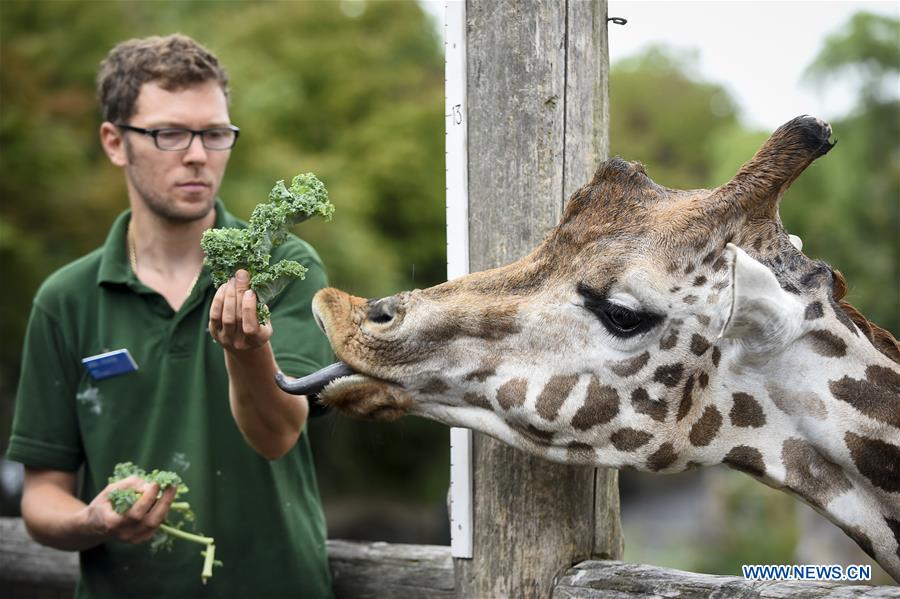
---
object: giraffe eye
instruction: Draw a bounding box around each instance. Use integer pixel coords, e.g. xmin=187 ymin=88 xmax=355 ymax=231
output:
xmin=577 ymin=284 xmax=662 ymax=338
xmin=603 ymin=303 xmax=643 ymax=332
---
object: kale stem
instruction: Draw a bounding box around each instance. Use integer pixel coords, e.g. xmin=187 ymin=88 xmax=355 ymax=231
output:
xmin=201 ymin=544 xmax=217 ymax=584
xmin=159 ymin=523 xmax=213 ymax=545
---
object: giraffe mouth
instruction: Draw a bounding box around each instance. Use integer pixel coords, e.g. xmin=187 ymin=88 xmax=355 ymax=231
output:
xmin=276 ymin=360 xmax=406 ymax=401
xmin=275 ymin=361 xmax=359 ymax=396
xmin=276 ymin=361 xmax=413 ymax=421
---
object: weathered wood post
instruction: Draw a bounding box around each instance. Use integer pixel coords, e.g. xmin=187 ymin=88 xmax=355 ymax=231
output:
xmin=455 ymin=1 xmax=623 ymax=597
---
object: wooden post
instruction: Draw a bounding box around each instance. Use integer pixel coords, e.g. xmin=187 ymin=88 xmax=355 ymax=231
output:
xmin=455 ymin=1 xmax=622 ymax=597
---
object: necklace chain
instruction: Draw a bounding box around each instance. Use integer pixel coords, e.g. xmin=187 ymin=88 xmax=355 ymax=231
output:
xmin=127 ymin=221 xmax=202 ymax=300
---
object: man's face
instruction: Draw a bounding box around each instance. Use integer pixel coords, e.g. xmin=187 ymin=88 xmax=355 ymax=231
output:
xmin=120 ymin=80 xmax=232 ymax=223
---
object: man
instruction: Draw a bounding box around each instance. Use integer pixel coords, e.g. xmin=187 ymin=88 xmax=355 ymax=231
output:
xmin=6 ymin=34 xmax=333 ymax=598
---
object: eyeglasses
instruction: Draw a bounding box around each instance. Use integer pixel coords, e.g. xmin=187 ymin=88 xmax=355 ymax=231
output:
xmin=116 ymin=124 xmax=240 ymax=151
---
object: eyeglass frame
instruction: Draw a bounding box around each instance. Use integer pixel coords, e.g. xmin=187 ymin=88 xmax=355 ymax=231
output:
xmin=115 ymin=123 xmax=240 ymax=151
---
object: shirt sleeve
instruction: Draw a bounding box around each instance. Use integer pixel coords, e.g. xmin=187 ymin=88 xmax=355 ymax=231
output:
xmin=6 ymin=301 xmax=84 ymax=471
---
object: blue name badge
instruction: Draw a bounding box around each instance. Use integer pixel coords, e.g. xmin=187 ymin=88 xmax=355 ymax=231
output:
xmin=82 ymin=349 xmax=139 ymax=381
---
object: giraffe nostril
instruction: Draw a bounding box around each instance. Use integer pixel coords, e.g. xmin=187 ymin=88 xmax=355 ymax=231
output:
xmin=366 ymin=298 xmax=396 ymax=324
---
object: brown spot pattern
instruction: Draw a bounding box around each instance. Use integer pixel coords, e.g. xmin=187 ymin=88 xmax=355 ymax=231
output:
xmin=831 ymin=298 xmax=859 ymax=336
xmin=676 ymin=375 xmax=694 ymax=421
xmin=659 ymin=330 xmax=679 ymax=350
xmin=683 ymin=295 xmax=698 ymax=305
xmin=571 ymin=377 xmax=620 ymax=431
xmin=610 ymin=428 xmax=653 ymax=451
xmin=496 ymin=378 xmax=527 ymax=410
xmin=844 ymin=432 xmax=900 ymax=493
xmin=567 ymin=442 xmax=596 ymax=462
xmin=535 ymin=374 xmax=579 ymax=421
xmin=647 ymin=442 xmax=677 ymax=471
xmin=518 ymin=423 xmax=555 ymax=446
xmin=609 ymin=352 xmax=650 ymax=377
xmin=804 ymin=301 xmax=824 ymax=320
xmin=421 ymin=378 xmax=450 ymax=395
xmin=730 ymin=392 xmax=766 ymax=428
xmin=693 ymin=275 xmax=707 ymax=286
xmin=782 ymin=438 xmax=852 ymax=508
xmin=631 ymin=388 xmax=667 ymax=422
xmin=690 ymin=334 xmax=711 ymax=356
xmin=698 ymin=372 xmax=709 ymax=389
xmin=711 ymin=257 xmax=728 ymax=272
xmin=885 ymin=517 xmax=900 ymax=561
xmin=766 ymin=383 xmax=827 ymax=420
xmin=806 ymin=329 xmax=847 ymax=358
xmin=711 ymin=347 xmax=721 ymax=368
xmin=845 ymin=526 xmax=877 ymax=561
xmin=464 ymin=355 xmax=501 ymax=382
xmin=689 ymin=406 xmax=722 ymax=447
xmin=829 ymin=365 xmax=900 ymax=428
xmin=653 ymin=363 xmax=684 ymax=388
xmin=723 ymin=446 xmax=766 ymax=478
xmin=463 ymin=392 xmax=492 ymax=410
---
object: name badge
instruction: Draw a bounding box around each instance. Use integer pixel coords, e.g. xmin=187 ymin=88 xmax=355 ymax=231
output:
xmin=82 ymin=349 xmax=139 ymax=380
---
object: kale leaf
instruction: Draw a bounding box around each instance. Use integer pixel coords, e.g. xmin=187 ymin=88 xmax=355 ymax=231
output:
xmin=107 ymin=461 xmax=221 ymax=584
xmin=200 ymin=173 xmax=333 ymax=324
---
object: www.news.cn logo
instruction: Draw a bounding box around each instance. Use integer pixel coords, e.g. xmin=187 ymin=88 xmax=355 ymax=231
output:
xmin=742 ymin=564 xmax=872 ymax=581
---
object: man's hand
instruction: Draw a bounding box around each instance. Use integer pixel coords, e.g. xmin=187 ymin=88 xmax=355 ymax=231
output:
xmin=84 ymin=476 xmax=177 ymax=544
xmin=20 ymin=468 xmax=177 ymax=551
xmin=209 ymin=269 xmax=271 ymax=352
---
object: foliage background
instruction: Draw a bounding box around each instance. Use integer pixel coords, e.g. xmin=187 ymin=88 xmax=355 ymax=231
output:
xmin=0 ymin=0 xmax=897 ymax=581
xmin=0 ymin=0 xmax=451 ymax=541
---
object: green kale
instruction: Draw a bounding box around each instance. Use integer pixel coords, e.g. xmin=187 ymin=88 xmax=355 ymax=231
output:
xmin=107 ymin=461 xmax=221 ymax=584
xmin=108 ymin=488 xmax=139 ymax=514
xmin=200 ymin=173 xmax=333 ymax=324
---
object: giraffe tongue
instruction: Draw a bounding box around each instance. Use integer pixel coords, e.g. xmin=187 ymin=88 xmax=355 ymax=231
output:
xmin=275 ymin=361 xmax=358 ymax=396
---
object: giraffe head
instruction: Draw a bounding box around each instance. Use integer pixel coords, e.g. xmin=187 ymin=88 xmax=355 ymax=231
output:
xmin=281 ymin=116 xmax=844 ymax=449
xmin=279 ymin=116 xmax=900 ymax=578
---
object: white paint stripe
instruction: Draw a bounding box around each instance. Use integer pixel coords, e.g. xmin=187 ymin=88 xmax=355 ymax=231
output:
xmin=445 ymin=0 xmax=473 ymax=560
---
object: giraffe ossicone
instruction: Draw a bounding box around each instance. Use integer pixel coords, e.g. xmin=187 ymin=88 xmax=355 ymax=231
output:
xmin=279 ymin=115 xmax=900 ymax=580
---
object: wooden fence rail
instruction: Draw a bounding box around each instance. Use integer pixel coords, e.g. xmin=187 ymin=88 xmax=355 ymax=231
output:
xmin=553 ymin=560 xmax=900 ymax=598
xmin=2 ymin=517 xmax=897 ymax=598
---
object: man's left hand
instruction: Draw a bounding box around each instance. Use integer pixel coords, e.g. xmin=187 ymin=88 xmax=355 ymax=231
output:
xmin=209 ymin=269 xmax=272 ymax=352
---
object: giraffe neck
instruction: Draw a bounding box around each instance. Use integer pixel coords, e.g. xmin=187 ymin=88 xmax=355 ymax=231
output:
xmin=707 ymin=327 xmax=900 ymax=578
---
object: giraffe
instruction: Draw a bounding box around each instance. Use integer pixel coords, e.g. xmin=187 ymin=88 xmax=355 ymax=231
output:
xmin=277 ymin=116 xmax=900 ymax=580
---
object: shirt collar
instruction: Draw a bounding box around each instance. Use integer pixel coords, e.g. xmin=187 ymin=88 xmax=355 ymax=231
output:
xmin=97 ymin=199 xmax=232 ymax=287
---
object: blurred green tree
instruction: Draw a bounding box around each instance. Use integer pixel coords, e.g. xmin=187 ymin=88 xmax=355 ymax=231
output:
xmin=0 ymin=0 xmax=449 ymax=527
xmin=609 ymin=45 xmax=740 ymax=188
xmin=795 ymin=12 xmax=900 ymax=334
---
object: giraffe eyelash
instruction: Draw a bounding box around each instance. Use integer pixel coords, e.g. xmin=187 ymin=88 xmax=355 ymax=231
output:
xmin=577 ymin=283 xmax=664 ymax=339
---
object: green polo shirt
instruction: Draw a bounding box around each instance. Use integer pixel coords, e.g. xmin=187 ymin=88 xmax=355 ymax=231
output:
xmin=8 ymin=201 xmax=334 ymax=599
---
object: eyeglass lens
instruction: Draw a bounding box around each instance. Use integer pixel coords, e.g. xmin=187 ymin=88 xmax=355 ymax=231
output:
xmin=156 ymin=128 xmax=236 ymax=150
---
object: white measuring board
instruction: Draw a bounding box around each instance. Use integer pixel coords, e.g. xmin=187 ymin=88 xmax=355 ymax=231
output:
xmin=445 ymin=0 xmax=473 ymax=560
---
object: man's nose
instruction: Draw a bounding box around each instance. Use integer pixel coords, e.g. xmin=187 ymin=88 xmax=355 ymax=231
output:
xmin=182 ymin=134 xmax=208 ymax=164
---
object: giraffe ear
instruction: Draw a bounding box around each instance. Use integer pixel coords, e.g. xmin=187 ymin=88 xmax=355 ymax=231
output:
xmin=718 ymin=243 xmax=807 ymax=357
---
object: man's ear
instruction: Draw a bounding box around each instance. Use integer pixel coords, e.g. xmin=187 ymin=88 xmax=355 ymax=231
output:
xmin=100 ymin=122 xmax=128 ymax=167
xmin=718 ymin=243 xmax=806 ymax=359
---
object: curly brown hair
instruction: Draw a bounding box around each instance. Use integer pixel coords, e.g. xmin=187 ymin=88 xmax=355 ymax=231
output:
xmin=97 ymin=33 xmax=229 ymax=124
